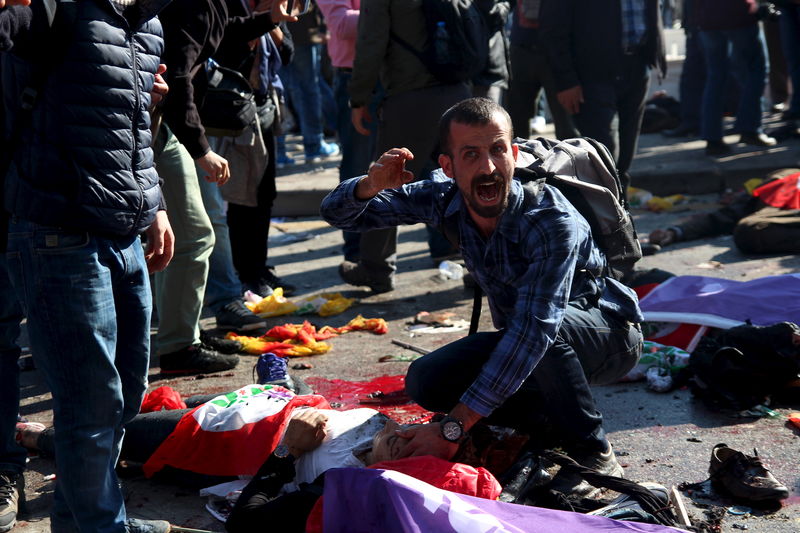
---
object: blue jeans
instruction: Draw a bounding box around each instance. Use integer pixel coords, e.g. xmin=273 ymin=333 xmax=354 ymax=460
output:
xmin=333 ymin=70 xmax=381 ymax=261
xmin=406 ymin=301 xmax=642 ymax=453
xmin=197 ymin=145 xmax=242 ymax=315
xmin=699 ymin=24 xmax=768 ymax=141
xmin=281 ymin=43 xmax=336 ymax=154
xmin=779 ymin=6 xmax=800 ymax=117
xmin=6 ymin=218 xmax=151 ymax=532
xmin=0 ymin=255 xmax=26 ymax=476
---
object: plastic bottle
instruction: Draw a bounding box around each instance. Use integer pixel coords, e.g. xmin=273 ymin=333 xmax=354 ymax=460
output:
xmin=438 ymin=260 xmax=464 ymax=280
xmin=434 ymin=21 xmax=450 ymax=65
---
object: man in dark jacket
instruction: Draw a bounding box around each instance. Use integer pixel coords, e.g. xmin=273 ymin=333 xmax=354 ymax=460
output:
xmin=0 ymin=0 xmax=173 ymax=530
xmin=540 ymin=0 xmax=666 ymax=195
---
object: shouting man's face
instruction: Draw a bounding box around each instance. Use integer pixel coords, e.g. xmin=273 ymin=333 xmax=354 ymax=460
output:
xmin=439 ymin=112 xmax=518 ymax=236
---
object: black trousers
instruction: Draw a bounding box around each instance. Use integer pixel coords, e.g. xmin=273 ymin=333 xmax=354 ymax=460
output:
xmin=405 ymin=301 xmax=642 ymax=454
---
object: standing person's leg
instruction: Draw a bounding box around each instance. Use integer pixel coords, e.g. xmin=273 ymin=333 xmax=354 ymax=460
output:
xmin=198 ymin=139 xmax=267 ymax=332
xmin=763 ymin=17 xmax=789 ymax=109
xmin=536 ymin=48 xmax=579 ymax=140
xmin=153 ymin=126 xmax=215 ymax=356
xmin=506 ymin=43 xmax=543 ymax=140
xmin=729 ymin=24 xmax=770 ymax=139
xmin=406 ymin=302 xmax=642 ymax=453
xmin=678 ymin=28 xmax=706 ymax=133
xmin=779 ymin=6 xmax=800 ymax=118
xmin=6 ymin=221 xmax=150 ymax=532
xmin=0 ymin=256 xmax=26 ymax=532
xmin=615 ymin=53 xmax=650 ymax=186
xmin=699 ymin=29 xmax=732 ymax=147
xmin=572 ymin=81 xmax=619 ymax=163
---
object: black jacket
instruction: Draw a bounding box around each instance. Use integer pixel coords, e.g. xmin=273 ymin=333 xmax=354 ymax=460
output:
xmin=1 ymin=0 xmax=168 ymax=237
xmin=159 ymin=0 xmax=277 ymax=159
xmin=540 ymin=0 xmax=666 ymax=92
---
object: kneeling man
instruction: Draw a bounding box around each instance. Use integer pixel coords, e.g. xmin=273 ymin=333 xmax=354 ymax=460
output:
xmin=320 ymin=97 xmax=643 ymax=495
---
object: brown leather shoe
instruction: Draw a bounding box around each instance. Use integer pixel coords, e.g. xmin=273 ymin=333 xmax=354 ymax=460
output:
xmin=709 ymin=443 xmax=789 ymax=502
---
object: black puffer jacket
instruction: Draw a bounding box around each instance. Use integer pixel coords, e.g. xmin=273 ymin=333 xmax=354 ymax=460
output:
xmin=1 ymin=0 xmax=169 ymax=237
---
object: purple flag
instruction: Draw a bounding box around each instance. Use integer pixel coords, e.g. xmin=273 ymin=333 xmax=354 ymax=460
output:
xmin=322 ymin=468 xmax=681 ymax=533
xmin=639 ymin=275 xmax=800 ymax=328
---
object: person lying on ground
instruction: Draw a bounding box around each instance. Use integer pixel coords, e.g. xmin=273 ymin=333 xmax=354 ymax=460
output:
xmin=320 ymin=97 xmax=644 ymax=498
xmin=648 ymin=168 xmax=800 ymax=254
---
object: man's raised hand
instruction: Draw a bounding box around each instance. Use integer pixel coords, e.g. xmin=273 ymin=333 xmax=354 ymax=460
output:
xmin=355 ymin=148 xmax=415 ymax=200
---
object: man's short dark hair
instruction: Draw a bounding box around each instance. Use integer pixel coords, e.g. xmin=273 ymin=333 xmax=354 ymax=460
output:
xmin=437 ymin=97 xmax=514 ymax=156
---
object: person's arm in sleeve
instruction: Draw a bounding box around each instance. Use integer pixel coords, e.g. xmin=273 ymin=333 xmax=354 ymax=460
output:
xmin=539 ymin=0 xmax=583 ymax=114
xmin=348 ymin=0 xmax=388 ymax=108
xmin=317 ymin=0 xmax=360 ymax=41
xmin=225 ymin=10 xmax=277 ymax=41
xmin=0 ymin=2 xmax=40 ymax=52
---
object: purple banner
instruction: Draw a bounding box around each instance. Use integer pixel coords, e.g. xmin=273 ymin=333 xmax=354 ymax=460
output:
xmin=639 ymin=275 xmax=800 ymax=328
xmin=322 ymin=468 xmax=681 ymax=533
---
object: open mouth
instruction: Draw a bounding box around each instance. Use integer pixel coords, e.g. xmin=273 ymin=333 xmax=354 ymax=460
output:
xmin=474 ymin=176 xmax=502 ymax=203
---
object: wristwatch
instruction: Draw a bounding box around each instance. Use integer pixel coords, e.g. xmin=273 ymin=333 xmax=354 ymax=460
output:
xmin=273 ymin=443 xmax=294 ymax=460
xmin=439 ymin=416 xmax=465 ymax=442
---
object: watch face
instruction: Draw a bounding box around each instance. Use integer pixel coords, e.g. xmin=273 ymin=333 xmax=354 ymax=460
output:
xmin=274 ymin=444 xmax=290 ymax=458
xmin=442 ymin=421 xmax=463 ymax=442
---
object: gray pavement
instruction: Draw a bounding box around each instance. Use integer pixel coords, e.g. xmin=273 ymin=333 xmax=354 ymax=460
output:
xmin=12 ymin=84 xmax=800 ymax=531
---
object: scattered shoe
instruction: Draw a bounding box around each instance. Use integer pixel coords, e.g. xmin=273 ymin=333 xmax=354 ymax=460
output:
xmin=709 ymin=443 xmax=789 ymax=502
xmin=549 ymin=444 xmax=624 ymax=499
xmin=199 ymin=330 xmax=243 ymax=355
xmin=160 ymin=344 xmax=239 ymax=375
xmin=338 ymin=260 xmax=394 ymax=293
xmin=588 ymin=482 xmax=672 ymax=523
xmin=125 ymin=518 xmax=171 ymax=533
xmin=305 ymin=140 xmax=339 ymax=162
xmin=705 ymin=140 xmax=732 ymax=157
xmin=0 ymin=472 xmax=22 ymax=533
xmin=276 ymin=153 xmax=296 ymax=169
xmin=739 ymin=132 xmax=777 ymax=147
xmin=261 ymin=265 xmax=297 ymax=296
xmin=14 ymin=421 xmax=46 ymax=449
xmin=215 ymin=300 xmax=267 ymax=332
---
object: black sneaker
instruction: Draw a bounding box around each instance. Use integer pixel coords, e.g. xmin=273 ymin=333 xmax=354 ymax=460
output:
xmin=338 ymin=260 xmax=394 ymax=293
xmin=0 ymin=472 xmax=22 ymax=533
xmin=160 ymin=344 xmax=239 ymax=375
xmin=549 ymin=445 xmax=624 ymax=499
xmin=705 ymin=140 xmax=732 ymax=157
xmin=215 ymin=300 xmax=267 ymax=332
xmin=125 ymin=518 xmax=171 ymax=533
xmin=199 ymin=330 xmax=243 ymax=354
xmin=261 ymin=266 xmax=297 ymax=296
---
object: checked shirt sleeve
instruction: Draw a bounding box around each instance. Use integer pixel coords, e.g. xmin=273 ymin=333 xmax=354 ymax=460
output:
xmin=320 ymin=176 xmax=449 ymax=232
xmin=460 ymin=210 xmax=583 ymax=416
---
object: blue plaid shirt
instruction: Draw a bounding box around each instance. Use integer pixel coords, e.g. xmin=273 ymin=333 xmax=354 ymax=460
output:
xmin=320 ymin=175 xmax=644 ymax=417
xmin=621 ymin=0 xmax=647 ymax=50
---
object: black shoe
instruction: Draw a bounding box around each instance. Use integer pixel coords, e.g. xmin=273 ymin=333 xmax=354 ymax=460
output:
xmin=199 ymin=330 xmax=243 ymax=355
xmin=662 ymin=124 xmax=698 ymax=137
xmin=549 ymin=445 xmax=624 ymax=499
xmin=215 ymin=300 xmax=267 ymax=332
xmin=0 ymin=472 xmax=22 ymax=533
xmin=338 ymin=261 xmax=394 ymax=293
xmin=160 ymin=344 xmax=239 ymax=375
xmin=640 ymin=242 xmax=661 ymax=256
xmin=705 ymin=140 xmax=732 ymax=156
xmin=739 ymin=132 xmax=777 ymax=147
xmin=261 ymin=266 xmax=297 ymax=296
xmin=709 ymin=443 xmax=789 ymax=502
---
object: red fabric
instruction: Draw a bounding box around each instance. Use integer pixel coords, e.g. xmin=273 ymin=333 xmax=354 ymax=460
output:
xmin=305 ymin=456 xmax=502 ymax=533
xmin=752 ymin=172 xmax=800 ymax=209
xmin=633 ymin=283 xmax=659 ymax=300
xmin=140 ymin=386 xmax=186 ymax=413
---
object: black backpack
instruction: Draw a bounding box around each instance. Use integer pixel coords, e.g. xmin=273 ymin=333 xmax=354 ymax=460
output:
xmin=439 ymin=136 xmax=642 ymax=334
xmin=683 ymin=321 xmax=800 ymax=411
xmin=390 ymin=0 xmax=489 ymax=85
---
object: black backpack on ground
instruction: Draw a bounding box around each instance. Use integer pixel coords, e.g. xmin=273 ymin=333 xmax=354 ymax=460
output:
xmin=390 ymin=0 xmax=489 ymax=85
xmin=682 ymin=321 xmax=800 ymax=410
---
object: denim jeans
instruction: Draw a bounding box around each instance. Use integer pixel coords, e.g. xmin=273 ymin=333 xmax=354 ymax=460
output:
xmin=699 ymin=24 xmax=768 ymax=141
xmin=280 ymin=43 xmax=336 ymax=154
xmin=0 ymin=255 xmax=26 ymax=476
xmin=679 ymin=29 xmax=706 ymax=131
xmin=6 ymin=218 xmax=152 ymax=532
xmin=779 ymin=6 xmax=800 ymax=116
xmin=405 ymin=301 xmax=642 ymax=453
xmin=198 ymin=137 xmax=243 ymax=315
xmin=333 ymin=70 xmax=381 ymax=261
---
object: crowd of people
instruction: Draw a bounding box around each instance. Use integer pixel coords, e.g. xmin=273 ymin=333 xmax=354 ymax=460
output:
xmin=1 ymin=0 xmax=798 ymax=531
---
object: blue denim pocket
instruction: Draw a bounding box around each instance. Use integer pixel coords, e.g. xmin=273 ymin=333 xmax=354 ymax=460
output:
xmin=32 ymin=226 xmax=91 ymax=254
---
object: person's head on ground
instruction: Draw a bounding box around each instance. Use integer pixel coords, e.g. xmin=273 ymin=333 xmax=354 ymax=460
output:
xmin=437 ymin=98 xmax=518 ymax=236
xmin=367 ymin=418 xmax=411 ymax=464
